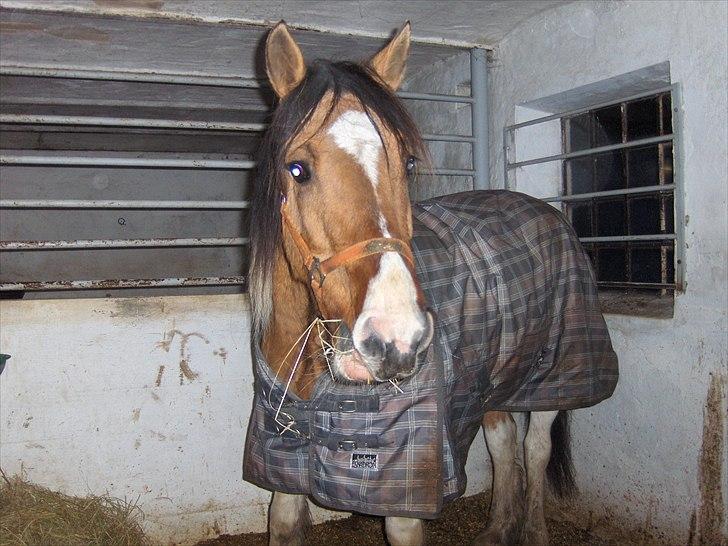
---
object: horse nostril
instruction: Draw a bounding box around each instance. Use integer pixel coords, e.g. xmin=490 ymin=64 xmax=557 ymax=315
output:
xmin=379 ymin=341 xmax=417 ymax=379
xmin=361 ymin=334 xmax=386 ymax=361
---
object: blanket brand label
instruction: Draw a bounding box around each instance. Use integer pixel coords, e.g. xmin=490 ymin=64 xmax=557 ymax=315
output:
xmin=350 ymin=452 xmax=378 ymax=470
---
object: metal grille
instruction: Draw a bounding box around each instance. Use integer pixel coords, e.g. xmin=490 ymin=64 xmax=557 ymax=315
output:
xmin=0 ymin=49 xmax=489 ymax=294
xmin=504 ymin=85 xmax=684 ymax=291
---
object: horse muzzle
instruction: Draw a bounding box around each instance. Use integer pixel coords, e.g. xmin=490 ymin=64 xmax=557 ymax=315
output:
xmin=334 ymin=311 xmax=434 ymax=383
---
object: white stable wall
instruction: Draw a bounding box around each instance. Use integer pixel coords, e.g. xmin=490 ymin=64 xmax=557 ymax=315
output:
xmin=488 ymin=1 xmax=727 ymax=544
xmin=0 ymin=295 xmax=263 ymax=543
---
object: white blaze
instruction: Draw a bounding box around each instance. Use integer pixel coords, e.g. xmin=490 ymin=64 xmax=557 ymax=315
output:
xmin=327 ymin=110 xmax=424 ymax=353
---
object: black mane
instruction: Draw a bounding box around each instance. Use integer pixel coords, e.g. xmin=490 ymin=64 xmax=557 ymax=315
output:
xmin=248 ymin=60 xmax=426 ymax=335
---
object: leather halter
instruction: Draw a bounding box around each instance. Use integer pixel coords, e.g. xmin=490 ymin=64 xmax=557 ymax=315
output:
xmin=280 ymin=202 xmax=415 ymax=300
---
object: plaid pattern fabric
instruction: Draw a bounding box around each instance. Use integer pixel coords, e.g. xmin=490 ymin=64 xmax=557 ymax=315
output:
xmin=244 ymin=190 xmax=618 ymax=518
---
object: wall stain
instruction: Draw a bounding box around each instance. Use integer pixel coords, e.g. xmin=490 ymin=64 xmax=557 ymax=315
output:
xmin=22 ymin=416 xmax=33 ymax=429
xmin=156 ymin=330 xmax=209 ymax=385
xmin=150 ymin=430 xmax=167 ymax=441
xmin=93 ymin=0 xmax=164 ymax=9
xmin=46 ymin=26 xmax=110 ymax=43
xmin=154 ymin=365 xmax=165 ymax=387
xmin=179 ymin=359 xmax=199 ymax=384
xmin=131 ymin=408 xmax=141 ymax=423
xmin=134 ymin=438 xmax=141 ymax=450
xmin=111 ymin=298 xmax=166 ymax=318
xmin=693 ymin=373 xmax=726 ymax=546
xmin=213 ymin=347 xmax=228 ymax=365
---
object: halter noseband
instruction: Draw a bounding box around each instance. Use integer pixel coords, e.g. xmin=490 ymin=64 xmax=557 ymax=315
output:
xmin=280 ymin=202 xmax=415 ymax=300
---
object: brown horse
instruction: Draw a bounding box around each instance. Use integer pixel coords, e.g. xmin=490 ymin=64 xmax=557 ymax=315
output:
xmin=246 ymin=22 xmax=614 ymax=546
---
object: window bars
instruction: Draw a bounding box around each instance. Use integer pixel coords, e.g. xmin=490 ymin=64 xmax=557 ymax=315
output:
xmin=503 ymin=84 xmax=684 ymax=291
xmin=0 ymin=48 xmax=489 ymax=293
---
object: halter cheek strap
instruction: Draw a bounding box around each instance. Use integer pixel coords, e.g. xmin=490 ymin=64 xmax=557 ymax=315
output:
xmin=280 ymin=203 xmax=415 ymax=296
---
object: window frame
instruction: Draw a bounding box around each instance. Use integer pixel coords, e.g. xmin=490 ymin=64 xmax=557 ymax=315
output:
xmin=503 ymin=83 xmax=685 ymax=293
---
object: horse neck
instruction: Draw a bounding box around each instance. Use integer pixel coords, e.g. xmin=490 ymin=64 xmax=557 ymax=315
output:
xmin=261 ymin=249 xmax=328 ymax=400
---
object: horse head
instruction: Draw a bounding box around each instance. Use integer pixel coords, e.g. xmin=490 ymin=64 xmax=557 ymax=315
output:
xmin=250 ymin=22 xmax=434 ymax=392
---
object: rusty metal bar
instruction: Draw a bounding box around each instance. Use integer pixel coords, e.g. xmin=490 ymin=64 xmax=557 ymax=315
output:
xmin=0 ymin=276 xmax=247 ymax=291
xmin=1 ymin=237 xmax=248 ymax=250
xmin=0 ymin=199 xmax=249 ymax=209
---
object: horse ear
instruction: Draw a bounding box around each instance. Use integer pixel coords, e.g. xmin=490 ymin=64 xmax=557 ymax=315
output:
xmin=369 ymin=22 xmax=411 ymax=91
xmin=266 ymin=21 xmax=306 ymax=99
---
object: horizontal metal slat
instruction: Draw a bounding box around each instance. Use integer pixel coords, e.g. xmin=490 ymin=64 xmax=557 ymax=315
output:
xmin=579 ymin=234 xmax=676 ymax=243
xmin=544 ymin=184 xmax=675 ymax=202
xmin=508 ymin=134 xmax=673 ymax=170
xmin=421 ymin=133 xmax=475 ymax=143
xmin=0 ymin=114 xmax=267 ymax=132
xmin=0 ymin=199 xmax=249 ymax=209
xmin=1 ymin=66 xmax=475 ymax=104
xmin=0 ymin=276 xmax=247 ymax=291
xmin=0 ymin=153 xmax=256 ymax=169
xmin=597 ymin=281 xmax=677 ymax=290
xmin=422 ymin=168 xmax=475 ymax=176
xmin=1 ymin=237 xmax=249 ymax=250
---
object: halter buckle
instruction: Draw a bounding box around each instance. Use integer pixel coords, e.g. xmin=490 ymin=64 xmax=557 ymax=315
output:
xmin=308 ymin=257 xmax=326 ymax=288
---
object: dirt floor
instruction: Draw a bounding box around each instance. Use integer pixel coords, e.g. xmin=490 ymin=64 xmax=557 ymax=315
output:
xmin=198 ymin=492 xmax=629 ymax=546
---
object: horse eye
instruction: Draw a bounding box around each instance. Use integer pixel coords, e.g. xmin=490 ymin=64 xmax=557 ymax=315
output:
xmin=405 ymin=156 xmax=417 ymax=176
xmin=287 ymin=162 xmax=311 ymax=184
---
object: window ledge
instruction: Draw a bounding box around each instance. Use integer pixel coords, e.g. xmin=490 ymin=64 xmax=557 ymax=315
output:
xmin=598 ymin=289 xmax=674 ymax=319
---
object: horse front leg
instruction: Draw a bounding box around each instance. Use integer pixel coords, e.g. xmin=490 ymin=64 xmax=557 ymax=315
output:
xmin=474 ymin=411 xmax=524 ymax=545
xmin=521 ymin=410 xmax=558 ymax=546
xmin=385 ymin=516 xmax=424 ymax=546
xmin=269 ymin=492 xmax=310 ymax=546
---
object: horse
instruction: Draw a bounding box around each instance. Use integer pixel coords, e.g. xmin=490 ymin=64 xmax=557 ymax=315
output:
xmin=243 ymin=21 xmax=618 ymax=546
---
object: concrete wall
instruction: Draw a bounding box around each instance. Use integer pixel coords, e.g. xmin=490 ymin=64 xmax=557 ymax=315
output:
xmin=0 ymin=295 xmax=256 ymax=543
xmin=488 ymin=1 xmax=727 ymax=543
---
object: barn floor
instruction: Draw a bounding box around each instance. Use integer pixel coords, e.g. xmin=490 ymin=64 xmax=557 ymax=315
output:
xmin=197 ymin=493 xmax=634 ymax=546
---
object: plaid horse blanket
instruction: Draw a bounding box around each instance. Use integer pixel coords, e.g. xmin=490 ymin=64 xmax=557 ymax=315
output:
xmin=244 ymin=190 xmax=618 ymax=518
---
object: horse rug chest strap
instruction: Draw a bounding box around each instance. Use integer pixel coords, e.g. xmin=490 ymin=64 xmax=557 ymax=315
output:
xmin=279 ymin=396 xmax=385 ymax=451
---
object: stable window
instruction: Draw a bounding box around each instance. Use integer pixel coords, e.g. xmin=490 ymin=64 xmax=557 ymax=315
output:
xmin=504 ymin=77 xmax=683 ymax=318
xmin=562 ymin=91 xmax=676 ymax=288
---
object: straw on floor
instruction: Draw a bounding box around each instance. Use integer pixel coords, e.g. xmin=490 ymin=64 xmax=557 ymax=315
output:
xmin=0 ymin=472 xmax=148 ymax=546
